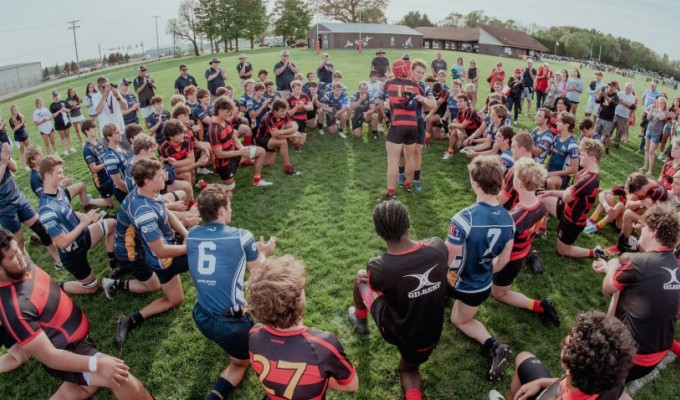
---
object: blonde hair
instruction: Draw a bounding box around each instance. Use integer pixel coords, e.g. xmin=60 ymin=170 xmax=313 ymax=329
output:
xmin=514 ymin=158 xmax=547 ymax=192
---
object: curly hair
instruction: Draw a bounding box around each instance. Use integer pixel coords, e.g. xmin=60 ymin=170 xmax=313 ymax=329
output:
xmin=197 ymin=185 xmax=231 ymax=223
xmin=558 ymin=111 xmax=575 ymax=132
xmin=23 ymin=145 xmax=42 ymax=169
xmin=373 ymin=200 xmax=411 ymax=243
xmin=247 ymin=256 xmax=307 ymax=329
xmin=579 ymin=138 xmax=605 ymax=162
xmin=490 ymin=104 xmax=508 ymax=121
xmin=513 ymin=158 xmax=546 ymax=192
xmin=0 ymin=228 xmax=14 ymax=260
xmin=468 ymin=155 xmax=504 ymax=195
xmin=642 ymin=203 xmax=680 ymax=248
xmin=562 ymin=311 xmax=635 ymax=394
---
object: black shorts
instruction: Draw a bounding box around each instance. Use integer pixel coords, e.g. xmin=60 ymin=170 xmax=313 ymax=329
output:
xmin=113 ymin=188 xmax=127 ymax=203
xmin=325 ymin=111 xmax=339 ymax=127
xmin=153 ymin=254 xmax=189 ymax=285
xmin=370 ymin=296 xmax=437 ymax=365
xmin=557 ymin=200 xmax=585 ymax=246
xmin=120 ymin=257 xmax=153 ymax=283
xmin=517 ymin=357 xmax=552 ymax=400
xmin=416 ymin=118 xmax=425 ymax=145
xmin=44 ymin=337 xmax=99 ymax=386
xmin=255 ymin=136 xmax=275 ymax=153
xmin=447 ymin=286 xmax=492 ymax=307
xmin=295 ymin=122 xmax=306 ymax=133
xmin=386 ymin=125 xmax=418 ymax=145
xmin=95 ymin=180 xmax=114 ymax=199
xmin=351 ymin=113 xmax=366 ymax=130
xmin=626 ymin=363 xmax=658 ymax=382
xmin=306 ymin=109 xmax=317 ymax=120
xmin=216 ymin=158 xmax=239 ymax=181
xmin=560 ymin=176 xmax=571 ymax=190
xmin=0 ymin=326 xmax=16 ymax=348
xmin=493 ymin=257 xmax=526 ymax=287
xmin=60 ymin=230 xmax=93 ymax=280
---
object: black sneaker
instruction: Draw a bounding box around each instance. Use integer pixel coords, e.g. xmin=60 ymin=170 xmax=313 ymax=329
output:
xmin=488 ymin=342 xmax=510 ymax=381
xmin=347 ymin=306 xmax=369 ymax=335
xmin=115 ymin=315 xmax=131 ymax=349
xmin=285 ymin=167 xmax=300 ymax=176
xmin=593 ymin=245 xmax=609 ymax=262
xmin=372 ymin=133 xmax=379 ymax=140
xmin=108 ymin=266 xmax=124 ymax=279
xmin=539 ymin=298 xmax=561 ymax=326
xmin=526 ymin=250 xmax=544 ymax=274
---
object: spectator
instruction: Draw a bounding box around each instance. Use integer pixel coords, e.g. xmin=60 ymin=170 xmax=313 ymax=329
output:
xmin=431 ymin=50 xmax=448 ymax=76
xmin=32 ymin=97 xmax=57 ymax=156
xmin=521 ymin=58 xmax=537 ymax=117
xmin=174 ymin=64 xmax=198 ymax=96
xmin=466 ymin=59 xmax=479 ymax=106
xmin=613 ymin=82 xmax=636 ymax=148
xmin=487 ymin=62 xmax=505 ymax=93
xmin=451 ymin=56 xmax=465 ymax=81
xmin=534 ymin=62 xmax=553 ymax=109
xmin=133 ymin=65 xmax=156 ymax=119
xmin=566 ymin=69 xmax=584 ymax=114
xmin=8 ymin=105 xmax=30 ymax=171
xmin=641 ymin=81 xmax=660 ymax=109
xmin=92 ymin=77 xmax=127 ymax=139
xmin=506 ymin=68 xmax=524 ymax=124
xmin=236 ymin=53 xmax=253 ymax=88
xmin=205 ymin=58 xmax=227 ymax=102
xmin=317 ymin=53 xmax=334 ymax=87
xmin=83 ymin=82 xmax=98 ymax=122
xmin=585 ymin=71 xmax=606 ymax=122
xmin=49 ymin=91 xmax=75 ymax=156
xmin=370 ymin=49 xmax=390 ymax=81
xmin=273 ymin=50 xmax=298 ymax=98
xmin=65 ymin=88 xmax=85 ymax=145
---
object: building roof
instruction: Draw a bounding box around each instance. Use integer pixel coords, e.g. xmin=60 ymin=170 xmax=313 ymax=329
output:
xmin=315 ymin=23 xmax=422 ymax=36
xmin=415 ymin=27 xmax=479 ymax=42
xmin=479 ymin=24 xmax=549 ymax=52
xmin=0 ymin=62 xmax=41 ymax=72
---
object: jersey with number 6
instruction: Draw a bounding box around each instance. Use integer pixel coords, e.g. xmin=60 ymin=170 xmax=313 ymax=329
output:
xmin=249 ymin=324 xmax=356 ymax=400
xmin=186 ymin=222 xmax=258 ymax=315
xmin=447 ymin=202 xmax=515 ymax=293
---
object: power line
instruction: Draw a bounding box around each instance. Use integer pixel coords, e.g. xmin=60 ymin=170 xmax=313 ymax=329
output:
xmin=67 ymin=20 xmax=81 ymax=73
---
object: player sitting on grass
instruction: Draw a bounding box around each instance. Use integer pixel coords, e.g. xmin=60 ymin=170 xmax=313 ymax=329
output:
xmin=38 ymin=156 xmax=117 ymax=294
xmin=529 ymin=108 xmax=553 ymax=165
xmin=286 ymin=80 xmax=312 ymax=150
xmin=321 ymin=82 xmax=349 ymax=138
xmin=490 ymin=158 xmax=560 ymax=325
xmin=171 ymin=103 xmax=212 ymax=175
xmin=546 ymin=112 xmax=579 ymax=190
xmin=248 ymin=256 xmax=359 ymax=399
xmin=159 ymin=119 xmax=209 ymax=185
xmin=82 ymin=120 xmax=115 ymax=208
xmin=658 ymin=138 xmax=680 ymax=190
xmin=348 ymin=81 xmax=380 ymax=138
xmin=488 ymin=311 xmax=635 ymax=400
xmin=539 ymin=138 xmax=606 ymax=260
xmin=255 ymin=98 xmax=301 ymax=176
xmin=146 ymin=96 xmax=171 ymax=145
xmin=103 ymin=123 xmax=130 ymax=203
xmin=442 ymin=94 xmax=482 ymax=159
xmin=461 ymin=104 xmax=507 ymax=157
xmin=348 ymin=200 xmax=448 ymax=400
xmin=446 ymin=156 xmax=515 ymax=381
xmin=578 ymin=117 xmax=600 ymax=143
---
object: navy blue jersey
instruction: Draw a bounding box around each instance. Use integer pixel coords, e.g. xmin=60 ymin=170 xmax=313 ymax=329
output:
xmin=349 ymin=91 xmax=371 ymax=119
xmin=322 ymin=92 xmax=348 ymax=112
xmin=121 ymin=154 xmax=135 ymax=194
xmin=29 ymin=170 xmax=43 ymax=198
xmin=114 ymin=190 xmax=143 ymax=262
xmin=186 ymin=222 xmax=258 ymax=315
xmin=191 ymin=104 xmax=212 ymax=141
xmin=531 ymin=128 xmax=553 ymax=165
xmin=446 ymin=95 xmax=459 ymax=120
xmin=0 ymin=166 xmax=20 ymax=209
xmin=499 ymin=149 xmax=514 ymax=172
xmin=83 ymin=140 xmax=113 ymax=189
xmin=124 ymin=189 xmax=175 ymax=269
xmin=103 ymin=146 xmax=129 ymax=189
xmin=38 ymin=189 xmax=81 ymax=254
xmin=122 ymin=93 xmax=139 ymax=125
xmin=146 ymin=110 xmax=171 ymax=145
xmin=548 ymin=135 xmax=579 ymax=172
xmin=447 ymin=202 xmax=515 ymax=293
xmin=415 ymin=81 xmax=433 ymax=119
xmin=246 ymin=97 xmax=268 ymax=129
xmin=239 ymin=93 xmax=253 ymax=110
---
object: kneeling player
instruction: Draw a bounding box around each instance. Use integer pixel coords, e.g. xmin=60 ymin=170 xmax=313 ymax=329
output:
xmin=248 ymin=256 xmax=359 ymax=399
xmin=348 ymin=81 xmax=379 ymax=138
xmin=0 ymin=229 xmax=153 ymax=399
xmin=348 ymin=200 xmax=447 ymax=400
xmin=159 ymin=119 xmax=209 ymax=185
xmin=286 ymin=80 xmax=312 ymax=149
xmin=255 ymin=99 xmax=301 ymax=175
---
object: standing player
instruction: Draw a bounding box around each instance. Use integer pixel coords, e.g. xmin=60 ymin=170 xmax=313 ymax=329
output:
xmin=248 ymin=256 xmax=359 ymax=399
xmin=38 ymin=156 xmax=117 ymax=294
xmin=209 ymin=97 xmax=273 ymax=189
xmin=114 ymin=158 xmax=189 ymax=348
xmin=186 ymin=185 xmax=275 ymax=400
xmin=255 ymin=98 xmax=301 ymax=175
xmin=0 ymin=229 xmax=153 ymax=399
xmin=490 ymin=158 xmax=560 ymax=325
xmin=539 ymin=138 xmax=605 ymax=259
xmin=446 ymin=156 xmax=515 ymax=380
xmin=347 ymin=200 xmax=448 ymax=400
xmin=103 ymin=123 xmax=130 ymax=203
xmin=286 ymin=80 xmax=313 ymax=150
xmin=408 ymin=60 xmax=437 ymax=192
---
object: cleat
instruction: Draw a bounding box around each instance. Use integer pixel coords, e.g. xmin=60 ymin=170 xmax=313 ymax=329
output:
xmin=54 ymin=261 xmax=64 ymax=271
xmin=196 ymin=167 xmax=211 ymax=175
xmin=347 ymin=307 xmax=369 ymax=335
xmin=372 ymin=133 xmax=379 ymax=140
xmin=254 ymin=179 xmax=273 ymax=187
xmin=115 ymin=315 xmax=131 ymax=349
xmin=413 ymin=181 xmax=422 ymax=192
xmin=593 ymin=245 xmax=609 ymax=261
xmin=108 ymin=266 xmax=124 ymax=279
xmin=442 ymin=151 xmax=453 ymax=160
xmin=539 ymin=298 xmax=561 ymax=326
xmin=488 ymin=342 xmax=510 ymax=381
xmin=102 ymin=278 xmax=118 ymax=300
xmin=488 ymin=390 xmax=505 ymax=400
xmin=525 ymin=250 xmax=543 ymax=274
xmin=535 ymin=230 xmax=547 ymax=240
xmin=285 ymin=168 xmax=300 ymax=176
xmin=338 ymin=131 xmax=347 ymax=139
xmin=29 ymin=234 xmax=43 ymax=246
xmin=604 ymin=244 xmax=621 ymax=256
xmin=402 ymin=184 xmax=413 ymax=193
xmin=397 ymin=173 xmax=405 ymax=185
xmin=584 ymin=223 xmax=599 ymax=234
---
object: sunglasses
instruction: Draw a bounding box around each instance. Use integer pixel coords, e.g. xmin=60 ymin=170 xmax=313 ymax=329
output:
xmin=181 ymin=69 xmax=187 ymax=71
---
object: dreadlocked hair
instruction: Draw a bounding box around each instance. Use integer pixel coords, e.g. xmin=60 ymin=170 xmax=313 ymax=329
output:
xmin=373 ymin=200 xmax=410 ymax=243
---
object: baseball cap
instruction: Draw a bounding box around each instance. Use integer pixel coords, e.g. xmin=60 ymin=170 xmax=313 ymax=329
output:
xmin=514 ymin=68 xmax=521 ymax=73
xmin=392 ymin=60 xmax=410 ymax=79
xmin=51 ymin=90 xmax=59 ymax=97
xmin=209 ymin=57 xmax=221 ymax=64
xmin=119 ymin=78 xmax=132 ymax=86
xmin=238 ymin=53 xmax=247 ymax=59
xmin=376 ymin=48 xmax=385 ymax=54
xmin=402 ymin=52 xmax=410 ymax=60
xmin=595 ymin=71 xmax=603 ymax=76
xmin=607 ymin=81 xmax=618 ymax=87
xmin=138 ymin=65 xmax=147 ymax=72
xmin=527 ymin=58 xmax=534 ymax=63
xmin=369 ymin=70 xmax=379 ymax=77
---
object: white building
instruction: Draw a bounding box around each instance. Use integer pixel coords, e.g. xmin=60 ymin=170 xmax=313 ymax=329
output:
xmin=0 ymin=62 xmax=43 ymax=96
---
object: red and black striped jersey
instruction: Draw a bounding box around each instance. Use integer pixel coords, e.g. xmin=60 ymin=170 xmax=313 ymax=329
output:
xmin=510 ymin=202 xmax=548 ymax=261
xmin=286 ymin=94 xmax=311 ymax=122
xmin=433 ymin=90 xmax=449 ymax=116
xmin=207 ymin=121 xmax=237 ymax=169
xmin=564 ymin=171 xmax=600 ymax=226
xmin=660 ymin=161 xmax=680 ymax=191
xmin=0 ymin=262 xmax=89 ymax=348
xmin=455 ymin=108 xmax=482 ymax=136
xmin=257 ymin=112 xmax=291 ymax=138
xmin=610 ymin=185 xmax=627 ymax=203
xmin=249 ymin=324 xmax=355 ymax=400
xmin=381 ymin=78 xmax=423 ymax=127
xmin=641 ymin=182 xmax=669 ymax=203
xmin=501 ymin=168 xmax=519 ymax=211
xmin=159 ymin=136 xmax=194 ymax=162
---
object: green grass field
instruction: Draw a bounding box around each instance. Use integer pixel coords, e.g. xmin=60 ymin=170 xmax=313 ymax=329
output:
xmin=1 ymin=47 xmax=679 ymax=399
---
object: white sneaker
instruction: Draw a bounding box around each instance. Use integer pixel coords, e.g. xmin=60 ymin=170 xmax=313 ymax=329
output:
xmin=657 ymin=152 xmax=663 ymax=161
xmin=254 ymin=179 xmax=273 ymax=187
xmin=69 ymin=147 xmax=76 ymax=154
xmin=377 ymin=124 xmax=384 ymax=133
xmin=442 ymin=152 xmax=453 ymax=160
xmin=62 ymin=151 xmax=70 ymax=157
xmin=338 ymin=131 xmax=347 ymax=139
xmin=196 ymin=167 xmax=211 ymax=175
xmin=488 ymin=390 xmax=505 ymax=400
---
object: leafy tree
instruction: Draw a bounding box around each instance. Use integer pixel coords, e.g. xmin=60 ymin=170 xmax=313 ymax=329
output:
xmin=439 ymin=12 xmax=464 ymax=27
xmin=195 ymin=0 xmax=221 ymax=52
xmin=242 ymin=0 xmax=269 ymax=49
xmin=63 ymin=61 xmax=71 ymax=75
xmin=167 ymin=0 xmax=201 ymax=56
xmin=398 ymin=11 xmax=434 ymax=28
xmin=272 ymin=0 xmax=311 ymax=46
xmin=124 ymin=53 xmax=130 ymax=63
xmin=312 ymin=0 xmax=388 ymax=24
xmin=70 ymin=61 xmax=78 ymax=72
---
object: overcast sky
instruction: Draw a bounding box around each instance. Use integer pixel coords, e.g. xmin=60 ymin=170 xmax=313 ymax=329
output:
xmin=1 ymin=0 xmax=677 ymax=67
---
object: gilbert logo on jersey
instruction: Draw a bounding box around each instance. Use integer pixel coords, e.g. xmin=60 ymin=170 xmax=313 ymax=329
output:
xmin=662 ymin=267 xmax=680 ymax=290
xmin=404 ymin=265 xmax=441 ymax=298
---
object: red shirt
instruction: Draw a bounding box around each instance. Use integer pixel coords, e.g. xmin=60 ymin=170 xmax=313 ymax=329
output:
xmin=534 ymin=67 xmax=553 ymax=92
xmin=159 ymin=136 xmax=193 ymax=162
xmin=286 ymin=94 xmax=311 ymax=122
xmin=257 ymin=112 xmax=291 ymax=138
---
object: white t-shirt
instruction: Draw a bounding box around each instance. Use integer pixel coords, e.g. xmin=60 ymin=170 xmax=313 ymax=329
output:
xmin=91 ymin=92 xmax=125 ymax=134
xmin=32 ymin=107 xmax=53 ymax=134
xmin=615 ymin=91 xmax=636 ymax=118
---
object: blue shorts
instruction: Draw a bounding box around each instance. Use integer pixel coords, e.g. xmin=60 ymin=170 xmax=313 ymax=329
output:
xmin=646 ymin=131 xmax=662 ymax=144
xmin=0 ymin=193 xmax=36 ymax=233
xmin=14 ymin=130 xmax=28 ymax=143
xmin=192 ymin=303 xmax=253 ymax=360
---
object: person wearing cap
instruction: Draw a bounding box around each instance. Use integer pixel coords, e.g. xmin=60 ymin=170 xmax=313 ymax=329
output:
xmin=133 ymin=65 xmax=156 ymax=119
xmin=370 ymin=49 xmax=390 ymax=81
xmin=534 ymin=62 xmax=553 ymax=109
xmin=236 ymin=54 xmax=253 ymax=88
xmin=205 ymin=58 xmax=227 ymax=102
xmin=594 ymin=81 xmax=620 ymax=152
xmin=174 ymin=64 xmax=198 ymax=96
xmin=521 ymin=58 xmax=537 ymax=117
xmin=273 ymin=51 xmax=298 ymax=98
xmin=119 ymin=79 xmax=139 ymax=150
xmin=613 ymin=82 xmax=636 ymax=148
xmin=487 ymin=62 xmax=505 ymax=93
xmin=48 ymin=91 xmax=75 ymax=156
xmin=92 ymin=76 xmax=128 ymax=140
xmin=506 ymin=69 xmax=524 ymax=125
xmin=316 ymin=53 xmax=334 ymax=87
xmin=585 ymin=71 xmax=606 ymax=122
xmin=431 ymin=50 xmax=448 ymax=77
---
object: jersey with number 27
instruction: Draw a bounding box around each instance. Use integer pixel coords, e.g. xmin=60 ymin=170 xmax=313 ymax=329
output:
xmin=186 ymin=222 xmax=258 ymax=315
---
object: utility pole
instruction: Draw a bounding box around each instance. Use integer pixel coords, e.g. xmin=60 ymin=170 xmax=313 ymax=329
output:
xmin=98 ymin=43 xmax=102 ymax=65
xmin=67 ymin=20 xmax=81 ymax=74
xmin=152 ymin=15 xmax=161 ymax=61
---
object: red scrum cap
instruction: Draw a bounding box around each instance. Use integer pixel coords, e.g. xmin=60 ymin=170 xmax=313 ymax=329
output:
xmin=392 ymin=60 xmax=410 ymax=79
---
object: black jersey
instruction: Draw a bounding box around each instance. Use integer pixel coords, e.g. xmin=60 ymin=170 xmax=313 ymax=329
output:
xmin=368 ymin=238 xmax=448 ymax=349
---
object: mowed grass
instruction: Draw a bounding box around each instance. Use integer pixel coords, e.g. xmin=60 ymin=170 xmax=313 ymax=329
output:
xmin=1 ymin=48 xmax=680 ymax=399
